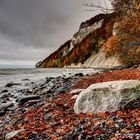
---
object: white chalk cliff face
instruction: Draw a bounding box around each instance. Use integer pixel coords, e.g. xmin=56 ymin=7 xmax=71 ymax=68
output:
xmin=81 ymin=21 xmax=121 ymax=68
xmin=83 ymin=49 xmax=120 ymax=68
xmin=67 ymin=20 xmax=121 ymax=68
xmin=67 ymin=48 xmax=121 ymax=68
xmin=70 ymin=19 xmax=104 ymax=50
xmin=68 ymin=19 xmax=104 ymax=53
xmin=36 ymin=13 xmax=121 ymax=68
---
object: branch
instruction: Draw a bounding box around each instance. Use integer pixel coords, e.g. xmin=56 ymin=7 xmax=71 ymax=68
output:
xmin=82 ymin=3 xmax=114 ymax=13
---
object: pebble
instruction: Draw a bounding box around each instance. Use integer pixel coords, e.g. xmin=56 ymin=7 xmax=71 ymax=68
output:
xmin=22 ymin=79 xmax=30 ymax=81
xmin=0 ymin=102 xmax=14 ymax=111
xmin=5 ymin=83 xmax=21 ymax=87
xmin=78 ymin=134 xmax=86 ymax=140
xmin=16 ymin=95 xmax=40 ymax=105
xmin=0 ymin=90 xmax=8 ymax=93
xmin=5 ymin=129 xmax=25 ymax=140
xmin=0 ymin=110 xmax=6 ymax=116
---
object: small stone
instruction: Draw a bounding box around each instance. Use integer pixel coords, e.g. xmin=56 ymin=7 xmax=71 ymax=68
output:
xmin=5 ymin=83 xmax=21 ymax=87
xmin=110 ymin=138 xmax=117 ymax=140
xmin=0 ymin=94 xmax=8 ymax=99
xmin=86 ymin=136 xmax=93 ymax=140
xmin=24 ymin=100 xmax=40 ymax=107
xmin=1 ymin=90 xmax=8 ymax=93
xmin=135 ymin=133 xmax=140 ymax=139
xmin=5 ymin=129 xmax=25 ymax=140
xmin=0 ymin=102 xmax=14 ymax=111
xmin=0 ymin=110 xmax=6 ymax=116
xmin=75 ymin=73 xmax=83 ymax=77
xmin=78 ymin=134 xmax=85 ymax=140
xmin=22 ymin=79 xmax=29 ymax=81
xmin=16 ymin=95 xmax=40 ymax=105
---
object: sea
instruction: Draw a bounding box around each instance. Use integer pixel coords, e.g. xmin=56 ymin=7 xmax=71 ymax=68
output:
xmin=0 ymin=68 xmax=99 ymax=88
xmin=0 ymin=68 xmax=101 ymax=104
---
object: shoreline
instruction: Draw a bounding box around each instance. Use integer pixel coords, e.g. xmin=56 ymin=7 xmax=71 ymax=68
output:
xmin=0 ymin=67 xmax=140 ymax=139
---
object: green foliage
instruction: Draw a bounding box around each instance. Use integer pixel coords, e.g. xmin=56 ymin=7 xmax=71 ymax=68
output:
xmin=91 ymin=38 xmax=97 ymax=46
xmin=54 ymin=58 xmax=61 ymax=67
xmin=91 ymin=37 xmax=105 ymax=52
xmin=98 ymin=37 xmax=106 ymax=46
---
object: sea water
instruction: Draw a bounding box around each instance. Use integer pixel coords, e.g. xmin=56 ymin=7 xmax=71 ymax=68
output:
xmin=0 ymin=68 xmax=99 ymax=89
xmin=0 ymin=68 xmax=99 ymax=103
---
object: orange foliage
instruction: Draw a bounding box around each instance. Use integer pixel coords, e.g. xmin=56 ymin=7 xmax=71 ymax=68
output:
xmin=117 ymin=13 xmax=140 ymax=65
xmin=104 ymin=9 xmax=140 ymax=66
xmin=104 ymin=35 xmax=120 ymax=57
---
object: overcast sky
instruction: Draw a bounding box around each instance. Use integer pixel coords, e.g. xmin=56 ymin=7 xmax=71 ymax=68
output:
xmin=0 ymin=0 xmax=111 ymax=68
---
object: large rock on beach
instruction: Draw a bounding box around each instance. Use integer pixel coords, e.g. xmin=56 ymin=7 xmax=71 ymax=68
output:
xmin=74 ymin=80 xmax=140 ymax=114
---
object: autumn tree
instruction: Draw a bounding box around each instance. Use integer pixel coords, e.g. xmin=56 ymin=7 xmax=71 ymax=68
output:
xmin=111 ymin=0 xmax=140 ymax=65
xmin=84 ymin=0 xmax=140 ymax=65
xmin=94 ymin=0 xmax=140 ymax=65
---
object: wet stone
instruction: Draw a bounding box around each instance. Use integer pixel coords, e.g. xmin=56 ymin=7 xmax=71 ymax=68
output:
xmin=5 ymin=129 xmax=25 ymax=140
xmin=5 ymin=83 xmax=21 ymax=87
xmin=75 ymin=73 xmax=84 ymax=77
xmin=16 ymin=95 xmax=40 ymax=105
xmin=78 ymin=134 xmax=86 ymax=140
xmin=0 ymin=94 xmax=8 ymax=99
xmin=0 ymin=102 xmax=14 ymax=111
xmin=0 ymin=90 xmax=8 ymax=93
xmin=0 ymin=110 xmax=6 ymax=116
xmin=22 ymin=79 xmax=30 ymax=81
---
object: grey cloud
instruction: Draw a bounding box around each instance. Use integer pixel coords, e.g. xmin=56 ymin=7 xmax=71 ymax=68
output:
xmin=0 ymin=0 xmax=80 ymax=47
xmin=0 ymin=0 xmax=111 ymax=67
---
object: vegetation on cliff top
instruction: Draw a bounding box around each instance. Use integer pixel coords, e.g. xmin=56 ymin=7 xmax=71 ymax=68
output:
xmin=104 ymin=0 xmax=140 ymax=66
xmin=37 ymin=0 xmax=140 ymax=68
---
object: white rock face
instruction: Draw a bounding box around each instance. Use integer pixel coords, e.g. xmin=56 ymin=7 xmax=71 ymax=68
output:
xmin=82 ymin=48 xmax=121 ymax=68
xmin=66 ymin=48 xmax=121 ymax=68
xmin=74 ymin=80 xmax=140 ymax=114
xmin=71 ymin=19 xmax=104 ymax=48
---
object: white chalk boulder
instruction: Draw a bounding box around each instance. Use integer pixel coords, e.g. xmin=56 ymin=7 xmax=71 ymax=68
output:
xmin=74 ymin=80 xmax=140 ymax=114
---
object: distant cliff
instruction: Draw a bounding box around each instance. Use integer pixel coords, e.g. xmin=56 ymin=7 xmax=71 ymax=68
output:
xmin=36 ymin=13 xmax=122 ymax=68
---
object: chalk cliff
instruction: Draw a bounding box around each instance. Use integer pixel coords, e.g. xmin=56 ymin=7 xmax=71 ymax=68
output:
xmin=36 ymin=13 xmax=122 ymax=68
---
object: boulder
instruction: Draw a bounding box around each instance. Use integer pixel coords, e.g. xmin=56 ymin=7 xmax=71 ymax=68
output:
xmin=74 ymin=80 xmax=140 ymax=114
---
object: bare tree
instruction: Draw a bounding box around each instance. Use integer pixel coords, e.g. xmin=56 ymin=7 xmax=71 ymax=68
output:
xmin=83 ymin=0 xmax=114 ymax=13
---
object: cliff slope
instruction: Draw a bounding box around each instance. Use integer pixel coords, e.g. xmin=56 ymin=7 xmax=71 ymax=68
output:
xmin=36 ymin=13 xmax=122 ymax=68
